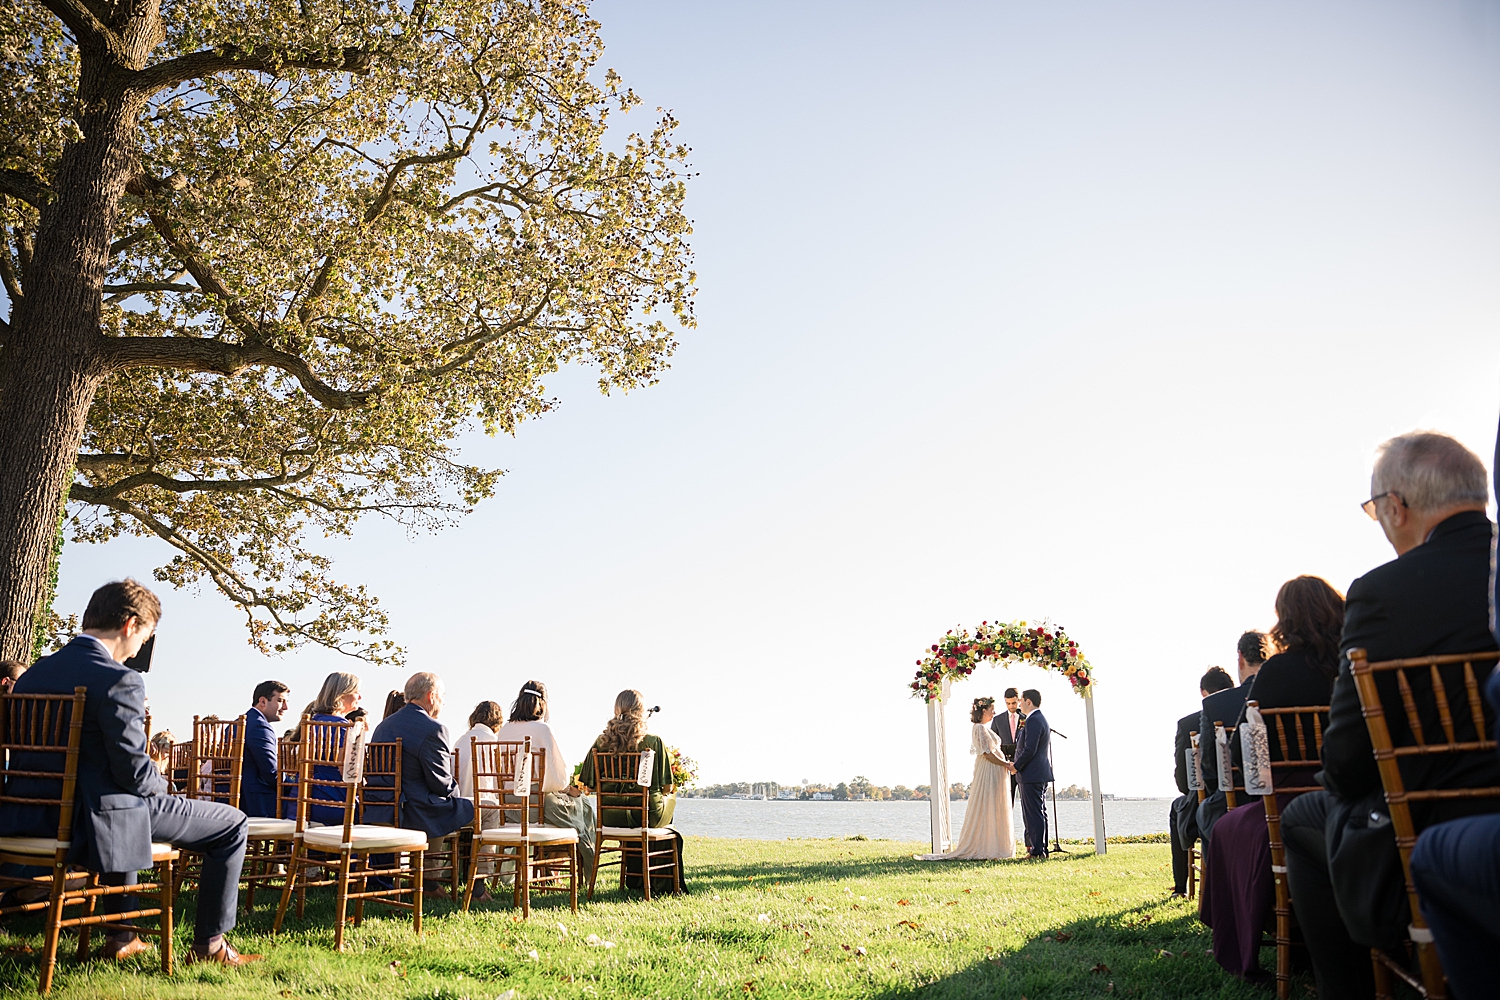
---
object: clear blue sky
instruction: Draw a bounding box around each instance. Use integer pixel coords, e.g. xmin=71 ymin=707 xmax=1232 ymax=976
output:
xmin=57 ymin=0 xmax=1500 ymax=796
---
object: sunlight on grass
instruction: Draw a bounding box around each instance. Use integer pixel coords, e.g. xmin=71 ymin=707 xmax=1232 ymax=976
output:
xmin=0 ymin=840 xmax=1295 ymax=998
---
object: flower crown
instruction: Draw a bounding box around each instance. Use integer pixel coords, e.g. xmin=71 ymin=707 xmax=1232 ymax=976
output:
xmin=973 ymin=696 xmax=996 ymax=708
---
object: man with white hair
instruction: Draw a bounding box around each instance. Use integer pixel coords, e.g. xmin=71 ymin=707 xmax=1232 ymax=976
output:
xmin=1280 ymin=432 xmax=1500 ymax=1000
xmin=367 ymin=672 xmax=475 ymax=879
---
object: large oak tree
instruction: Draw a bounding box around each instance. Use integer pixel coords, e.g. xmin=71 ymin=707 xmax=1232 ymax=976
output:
xmin=0 ymin=0 xmax=693 ymax=661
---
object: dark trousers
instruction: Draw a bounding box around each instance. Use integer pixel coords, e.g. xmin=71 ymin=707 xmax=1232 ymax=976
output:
xmin=1000 ymin=746 xmax=1018 ymax=807
xmin=105 ymin=795 xmax=247 ymax=946
xmin=1169 ymin=794 xmax=1193 ymax=893
xmin=1410 ymin=814 xmax=1500 ymax=1000
xmin=1018 ymin=781 xmax=1048 ymax=857
xmin=1281 ymin=791 xmax=1375 ymax=1000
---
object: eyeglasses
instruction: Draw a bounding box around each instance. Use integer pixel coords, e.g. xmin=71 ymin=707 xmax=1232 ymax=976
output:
xmin=1361 ymin=491 xmax=1406 ymax=520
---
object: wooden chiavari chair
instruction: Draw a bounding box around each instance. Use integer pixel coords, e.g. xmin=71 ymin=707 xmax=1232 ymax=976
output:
xmin=273 ymin=720 xmax=426 ymax=950
xmin=1349 ymin=648 xmax=1500 ymax=1000
xmin=0 ymin=688 xmax=177 ymax=994
xmin=1251 ymin=701 xmax=1331 ymax=1000
xmin=587 ymin=749 xmax=678 ymax=901
xmin=242 ymin=739 xmax=300 ymax=914
xmin=171 ymin=714 xmax=245 ymax=892
xmin=166 ymin=740 xmax=193 ymax=795
xmin=463 ymin=738 xmax=578 ymax=917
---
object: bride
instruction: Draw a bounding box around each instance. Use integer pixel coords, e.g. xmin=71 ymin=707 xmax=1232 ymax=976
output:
xmin=916 ymin=697 xmax=1016 ymax=861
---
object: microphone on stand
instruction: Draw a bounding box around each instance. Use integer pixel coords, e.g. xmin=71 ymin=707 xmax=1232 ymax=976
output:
xmin=647 ymin=706 xmax=661 ymax=716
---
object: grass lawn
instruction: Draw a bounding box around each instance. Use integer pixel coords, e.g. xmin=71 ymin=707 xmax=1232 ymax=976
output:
xmin=0 ymin=838 xmax=1304 ymax=999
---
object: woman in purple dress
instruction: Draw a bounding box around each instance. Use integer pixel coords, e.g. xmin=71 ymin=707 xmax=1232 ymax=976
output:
xmin=1201 ymin=575 xmax=1342 ymax=982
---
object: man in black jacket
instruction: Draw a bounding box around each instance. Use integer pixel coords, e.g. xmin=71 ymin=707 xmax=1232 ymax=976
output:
xmin=1170 ymin=666 xmax=1235 ymax=894
xmin=1195 ymin=632 xmax=1268 ymax=844
xmin=1282 ymin=431 xmax=1499 ymax=1000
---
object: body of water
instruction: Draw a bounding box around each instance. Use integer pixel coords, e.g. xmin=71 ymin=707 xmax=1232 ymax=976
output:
xmin=670 ymin=797 xmax=1171 ymax=842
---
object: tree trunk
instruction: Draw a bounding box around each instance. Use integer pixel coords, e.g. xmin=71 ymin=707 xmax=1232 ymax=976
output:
xmin=0 ymin=57 xmax=145 ymax=661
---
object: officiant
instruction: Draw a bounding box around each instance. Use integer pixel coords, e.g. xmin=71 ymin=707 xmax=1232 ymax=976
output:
xmin=990 ymin=688 xmax=1022 ymax=804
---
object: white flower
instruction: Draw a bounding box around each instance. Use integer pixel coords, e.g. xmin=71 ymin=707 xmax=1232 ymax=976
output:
xmin=757 ymin=913 xmax=770 ymax=923
xmin=527 ymin=949 xmax=538 ymax=960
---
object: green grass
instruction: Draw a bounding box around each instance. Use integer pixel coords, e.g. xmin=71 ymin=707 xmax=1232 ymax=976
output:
xmin=0 ymin=839 xmax=1302 ymax=998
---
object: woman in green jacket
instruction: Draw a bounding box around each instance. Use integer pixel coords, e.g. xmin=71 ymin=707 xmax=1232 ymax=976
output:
xmin=579 ymin=689 xmax=683 ymax=892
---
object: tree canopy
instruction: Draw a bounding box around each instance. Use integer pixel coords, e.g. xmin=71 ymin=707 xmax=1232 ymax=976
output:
xmin=0 ymin=0 xmax=694 ymax=661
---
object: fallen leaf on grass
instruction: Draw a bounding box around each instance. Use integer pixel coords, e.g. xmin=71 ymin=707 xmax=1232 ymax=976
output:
xmin=1087 ymin=891 xmax=1102 ymax=897
xmin=802 ymin=947 xmax=811 ymax=955
xmin=741 ymin=980 xmax=756 ymax=993
xmin=855 ymin=947 xmax=866 ymax=957
xmin=963 ymin=888 xmax=971 ymax=894
xmin=556 ymin=922 xmax=568 ymax=936
xmin=387 ymin=960 xmax=406 ymax=979
xmin=1054 ymin=931 xmax=1072 ymax=942
xmin=496 ymin=992 xmax=516 ymax=1000
xmin=1090 ymin=963 xmax=1110 ymax=974
xmin=527 ymin=949 xmax=539 ymax=960
xmin=896 ymin=920 xmax=921 ymax=930
xmin=1156 ymin=949 xmax=1174 ymax=958
xmin=5 ymin=945 xmax=34 ymax=955
xmin=757 ymin=913 xmax=770 ymax=923
xmin=896 ymin=899 xmax=910 ymax=906
xmin=279 ymin=992 xmax=296 ymax=998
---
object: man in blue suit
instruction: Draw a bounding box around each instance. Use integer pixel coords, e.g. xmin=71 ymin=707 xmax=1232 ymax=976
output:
xmin=1013 ymin=688 xmax=1053 ymax=859
xmin=241 ymin=680 xmax=290 ymax=817
xmin=1 ymin=580 xmax=256 ymax=966
xmin=368 ymin=672 xmax=474 ymax=848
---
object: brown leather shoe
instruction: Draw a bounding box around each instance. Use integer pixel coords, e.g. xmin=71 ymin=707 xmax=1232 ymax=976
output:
xmin=186 ymin=941 xmax=262 ymax=967
xmin=100 ymin=936 xmax=154 ymax=961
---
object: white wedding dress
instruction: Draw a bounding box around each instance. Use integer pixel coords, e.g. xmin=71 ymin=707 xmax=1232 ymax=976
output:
xmin=915 ymin=723 xmax=1016 ymax=861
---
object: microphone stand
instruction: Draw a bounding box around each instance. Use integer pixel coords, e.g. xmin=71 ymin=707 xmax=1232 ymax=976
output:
xmin=1049 ymin=728 xmax=1069 ymax=855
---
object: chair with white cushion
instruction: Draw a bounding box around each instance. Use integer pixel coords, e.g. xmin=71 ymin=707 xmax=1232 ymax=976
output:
xmin=242 ymin=739 xmax=300 ymax=914
xmin=588 ymin=749 xmax=678 ymax=901
xmin=272 ymin=719 xmax=426 ymax=950
xmin=462 ymin=738 xmax=578 ymax=917
xmin=173 ymin=714 xmax=246 ymax=893
xmin=0 ymin=687 xmax=178 ymax=993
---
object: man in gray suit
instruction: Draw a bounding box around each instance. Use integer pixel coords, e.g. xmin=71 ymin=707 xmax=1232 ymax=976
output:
xmin=1 ymin=580 xmax=256 ymax=966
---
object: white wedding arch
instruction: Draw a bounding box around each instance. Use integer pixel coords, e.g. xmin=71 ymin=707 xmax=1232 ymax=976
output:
xmin=912 ymin=621 xmax=1106 ymax=855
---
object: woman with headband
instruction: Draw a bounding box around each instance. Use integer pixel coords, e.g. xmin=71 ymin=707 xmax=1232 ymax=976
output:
xmin=494 ymin=680 xmax=596 ymax=880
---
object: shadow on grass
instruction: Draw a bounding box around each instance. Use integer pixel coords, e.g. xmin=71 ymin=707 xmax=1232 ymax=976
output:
xmin=867 ymin=893 xmax=1312 ymax=1000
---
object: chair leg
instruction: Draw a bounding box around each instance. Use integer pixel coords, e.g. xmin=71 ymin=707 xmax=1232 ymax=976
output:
xmin=273 ymin=842 xmax=302 ymax=934
xmin=570 ymin=842 xmax=578 ymax=914
xmin=76 ymin=871 xmax=98 ymax=962
xmin=333 ymin=852 xmax=352 ymax=952
xmin=463 ymin=840 xmax=482 ymax=912
xmin=1416 ymin=939 xmax=1447 ymax=1000
xmin=641 ymin=838 xmax=651 ymax=901
xmin=159 ymin=858 xmax=175 ymax=976
xmin=352 ymin=854 xmax=367 ymax=928
xmin=413 ymin=850 xmax=424 ymax=935
xmin=587 ymin=839 xmax=602 ymax=901
xmin=1371 ymin=950 xmax=1394 ymax=1000
xmin=37 ymin=863 xmax=68 ymax=995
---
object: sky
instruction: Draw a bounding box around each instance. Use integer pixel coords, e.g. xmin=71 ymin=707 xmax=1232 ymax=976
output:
xmin=52 ymin=0 xmax=1500 ymax=798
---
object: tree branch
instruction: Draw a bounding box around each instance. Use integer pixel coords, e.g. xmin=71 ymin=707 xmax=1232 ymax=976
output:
xmin=101 ymin=280 xmax=198 ymax=295
xmin=32 ymin=0 xmax=117 ymax=53
xmin=0 ymin=169 xmax=52 ymax=208
xmin=101 ymin=336 xmax=377 ymax=409
xmin=131 ymin=45 xmax=377 ymax=96
xmin=73 ymin=462 xmax=317 ymax=501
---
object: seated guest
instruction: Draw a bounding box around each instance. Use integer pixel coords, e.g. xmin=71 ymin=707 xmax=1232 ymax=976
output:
xmin=455 ymin=700 xmax=505 ymax=812
xmin=147 ymin=729 xmax=175 ymax=776
xmin=0 ymin=659 xmax=26 ymax=692
xmin=496 ymin=681 xmax=597 ymax=879
xmin=382 ymin=689 xmax=406 ymax=720
xmin=1283 ymin=431 xmax=1500 ymax=1000
xmin=242 ymin=680 xmax=290 ymax=818
xmin=1196 ymin=630 xmax=1268 ymax=844
xmin=367 ymin=672 xmax=475 ymax=847
xmin=288 ymin=672 xmax=363 ymax=824
xmin=1202 ymin=575 xmax=1343 ymax=982
xmin=1170 ymin=666 xmax=1234 ymax=895
xmin=1409 ymin=668 xmax=1500 ymax=1000
xmin=579 ymin=689 xmax=682 ymax=893
xmin=0 ymin=580 xmax=256 ymax=966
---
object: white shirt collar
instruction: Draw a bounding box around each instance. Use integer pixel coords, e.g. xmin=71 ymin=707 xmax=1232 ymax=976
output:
xmin=77 ymin=633 xmax=115 ymax=658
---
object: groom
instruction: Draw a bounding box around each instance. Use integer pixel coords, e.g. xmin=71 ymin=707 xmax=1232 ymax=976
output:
xmin=1012 ymin=688 xmax=1053 ymax=859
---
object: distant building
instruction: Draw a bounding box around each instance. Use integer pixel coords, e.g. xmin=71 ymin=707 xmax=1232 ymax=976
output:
xmin=811 ymin=791 xmax=834 ymax=801
xmin=776 ymin=788 xmax=798 ymax=799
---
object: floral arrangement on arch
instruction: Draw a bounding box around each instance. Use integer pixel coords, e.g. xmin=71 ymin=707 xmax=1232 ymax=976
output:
xmin=667 ymin=746 xmax=698 ymax=788
xmin=910 ymin=621 xmax=1094 ymax=703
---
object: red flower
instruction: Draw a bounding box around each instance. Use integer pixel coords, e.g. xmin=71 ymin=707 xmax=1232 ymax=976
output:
xmin=945 ymin=657 xmax=958 ymax=669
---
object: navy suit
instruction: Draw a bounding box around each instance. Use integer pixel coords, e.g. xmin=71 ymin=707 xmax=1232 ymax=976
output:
xmin=367 ymin=703 xmax=474 ymax=839
xmin=240 ymin=706 xmax=278 ymax=817
xmin=2 ymin=636 xmax=246 ymax=945
xmin=1013 ymin=709 xmax=1053 ymax=857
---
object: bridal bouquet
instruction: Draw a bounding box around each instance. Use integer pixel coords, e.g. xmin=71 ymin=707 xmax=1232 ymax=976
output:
xmin=667 ymin=746 xmax=698 ymax=788
xmin=910 ymin=620 xmax=1094 ymax=703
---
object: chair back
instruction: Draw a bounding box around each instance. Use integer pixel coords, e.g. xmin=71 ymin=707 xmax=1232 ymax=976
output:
xmin=1255 ymin=703 xmax=1329 ymax=782
xmin=1350 ymin=647 xmax=1500 ymax=994
xmin=358 ymin=741 xmax=403 ymax=827
xmin=590 ymin=749 xmax=652 ymax=830
xmin=1191 ymin=732 xmax=1207 ymax=803
xmin=190 ymin=713 xmax=246 ymax=807
xmin=293 ymin=716 xmax=358 ymax=839
xmin=0 ymin=687 xmax=87 ymax=846
xmin=468 ymin=739 xmax=531 ymax=832
xmin=277 ymin=738 xmax=300 ymax=820
xmin=1212 ymin=721 xmax=1241 ymax=808
xmin=167 ymin=740 xmax=194 ymax=795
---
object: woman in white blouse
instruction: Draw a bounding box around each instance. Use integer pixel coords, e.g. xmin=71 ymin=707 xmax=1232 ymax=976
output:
xmin=455 ymin=700 xmax=506 ymax=815
xmin=495 ymin=680 xmax=596 ymax=878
